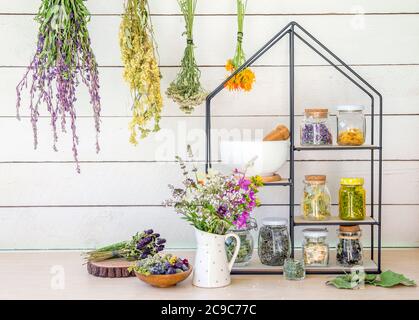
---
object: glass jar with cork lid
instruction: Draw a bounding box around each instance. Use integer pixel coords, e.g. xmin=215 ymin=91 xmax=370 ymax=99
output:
xmin=302 ymin=175 xmax=332 ymax=221
xmin=336 ymin=225 xmax=363 ymax=266
xmin=300 ymin=108 xmax=333 ymax=145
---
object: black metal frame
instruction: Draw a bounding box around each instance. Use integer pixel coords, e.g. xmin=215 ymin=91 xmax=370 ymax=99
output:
xmin=205 ymin=21 xmax=383 ymax=274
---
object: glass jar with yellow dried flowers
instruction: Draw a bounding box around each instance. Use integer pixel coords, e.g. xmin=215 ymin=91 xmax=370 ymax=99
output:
xmin=120 ymin=0 xmax=163 ymax=145
xmin=301 ymin=175 xmax=332 ymax=221
xmin=337 ymin=105 xmax=366 ymax=146
xmin=225 ymin=0 xmax=255 ymax=91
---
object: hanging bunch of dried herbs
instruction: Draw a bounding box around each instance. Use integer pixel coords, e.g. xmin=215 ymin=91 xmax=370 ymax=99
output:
xmin=16 ymin=0 xmax=101 ymax=173
xmin=225 ymin=0 xmax=255 ymax=91
xmin=166 ymin=0 xmax=207 ymax=114
xmin=120 ymin=0 xmax=163 ymax=145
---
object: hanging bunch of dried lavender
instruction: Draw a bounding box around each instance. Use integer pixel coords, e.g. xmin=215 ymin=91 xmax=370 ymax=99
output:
xmin=16 ymin=0 xmax=101 ymax=173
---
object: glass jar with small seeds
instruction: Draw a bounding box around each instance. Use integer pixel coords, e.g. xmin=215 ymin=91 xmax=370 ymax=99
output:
xmin=258 ymin=217 xmax=290 ymax=266
xmin=302 ymin=228 xmax=329 ymax=267
xmin=336 ymin=225 xmax=363 ymax=267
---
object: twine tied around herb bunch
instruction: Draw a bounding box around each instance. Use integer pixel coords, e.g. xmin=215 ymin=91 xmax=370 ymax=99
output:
xmin=225 ymin=0 xmax=256 ymax=92
xmin=166 ymin=0 xmax=207 ymax=114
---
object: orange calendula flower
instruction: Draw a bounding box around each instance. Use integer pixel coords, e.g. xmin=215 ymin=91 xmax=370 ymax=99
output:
xmin=224 ymin=60 xmax=255 ymax=92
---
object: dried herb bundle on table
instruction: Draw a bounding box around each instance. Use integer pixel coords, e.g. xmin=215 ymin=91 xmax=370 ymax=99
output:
xmin=120 ymin=0 xmax=163 ymax=145
xmin=225 ymin=0 xmax=255 ymax=91
xmin=166 ymin=0 xmax=207 ymax=114
xmin=84 ymin=229 xmax=166 ymax=262
xmin=16 ymin=0 xmax=101 ymax=173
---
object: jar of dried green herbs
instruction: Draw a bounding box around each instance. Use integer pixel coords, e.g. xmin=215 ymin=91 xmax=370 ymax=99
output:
xmin=302 ymin=175 xmax=331 ymax=221
xmin=302 ymin=228 xmax=329 ymax=267
xmin=225 ymin=219 xmax=257 ymax=267
xmin=336 ymin=225 xmax=363 ymax=267
xmin=283 ymin=258 xmax=305 ymax=280
xmin=339 ymin=178 xmax=366 ymax=220
xmin=258 ymin=217 xmax=290 ymax=266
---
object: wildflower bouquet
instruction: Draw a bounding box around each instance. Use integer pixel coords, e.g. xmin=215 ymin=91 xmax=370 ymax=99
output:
xmin=166 ymin=0 xmax=207 ymax=114
xmin=165 ymin=155 xmax=263 ymax=235
xmin=84 ymin=229 xmax=166 ymax=262
xmin=17 ymin=0 xmax=101 ymax=173
xmin=225 ymin=0 xmax=255 ymax=91
xmin=120 ymin=0 xmax=163 ymax=145
xmin=129 ymin=253 xmax=190 ymax=275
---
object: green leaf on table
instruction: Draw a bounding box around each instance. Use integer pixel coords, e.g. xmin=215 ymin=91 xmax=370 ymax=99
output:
xmin=365 ymin=274 xmax=378 ymax=284
xmin=373 ymin=270 xmax=416 ymax=287
xmin=326 ymin=276 xmax=360 ymax=289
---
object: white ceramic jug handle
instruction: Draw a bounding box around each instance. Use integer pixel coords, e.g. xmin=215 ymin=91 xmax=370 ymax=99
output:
xmin=225 ymin=233 xmax=241 ymax=272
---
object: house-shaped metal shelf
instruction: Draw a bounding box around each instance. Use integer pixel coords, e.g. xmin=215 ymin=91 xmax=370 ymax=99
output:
xmin=205 ymin=21 xmax=383 ymax=274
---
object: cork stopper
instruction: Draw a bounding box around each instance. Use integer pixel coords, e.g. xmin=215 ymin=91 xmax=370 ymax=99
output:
xmin=304 ymin=108 xmax=329 ymax=118
xmin=339 ymin=225 xmax=361 ymax=233
xmin=305 ymin=175 xmax=326 ymax=184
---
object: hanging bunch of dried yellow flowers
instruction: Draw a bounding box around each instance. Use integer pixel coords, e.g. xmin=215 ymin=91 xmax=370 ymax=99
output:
xmin=166 ymin=0 xmax=207 ymax=114
xmin=120 ymin=0 xmax=163 ymax=145
xmin=225 ymin=0 xmax=255 ymax=92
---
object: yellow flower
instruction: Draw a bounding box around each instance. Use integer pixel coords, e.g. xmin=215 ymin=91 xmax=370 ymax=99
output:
xmin=224 ymin=65 xmax=255 ymax=92
xmin=169 ymin=256 xmax=178 ymax=265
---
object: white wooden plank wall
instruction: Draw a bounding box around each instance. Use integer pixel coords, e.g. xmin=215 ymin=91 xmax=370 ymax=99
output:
xmin=0 ymin=0 xmax=418 ymax=250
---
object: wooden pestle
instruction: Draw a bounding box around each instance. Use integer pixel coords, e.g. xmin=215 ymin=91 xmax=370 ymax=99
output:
xmin=263 ymin=124 xmax=290 ymax=141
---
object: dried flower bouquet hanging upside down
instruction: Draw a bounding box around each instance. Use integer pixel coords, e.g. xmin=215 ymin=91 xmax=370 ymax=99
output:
xmin=225 ymin=0 xmax=255 ymax=91
xmin=166 ymin=0 xmax=207 ymax=114
xmin=16 ymin=0 xmax=101 ymax=173
xmin=120 ymin=0 xmax=163 ymax=145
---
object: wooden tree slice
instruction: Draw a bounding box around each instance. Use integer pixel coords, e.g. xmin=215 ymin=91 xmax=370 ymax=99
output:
xmin=87 ymin=258 xmax=135 ymax=278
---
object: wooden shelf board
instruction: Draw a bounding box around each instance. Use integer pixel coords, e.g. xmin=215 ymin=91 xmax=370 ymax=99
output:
xmin=263 ymin=179 xmax=292 ymax=187
xmin=294 ymin=216 xmax=378 ymax=226
xmin=294 ymin=144 xmax=380 ymax=151
xmin=232 ymin=252 xmax=378 ymax=275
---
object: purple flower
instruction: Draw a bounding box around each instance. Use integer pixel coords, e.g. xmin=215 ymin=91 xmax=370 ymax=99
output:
xmin=238 ymin=178 xmax=251 ymax=190
xmin=145 ymin=229 xmax=153 ymax=235
xmin=217 ymin=205 xmax=228 ymax=217
xmin=157 ymin=238 xmax=166 ymax=245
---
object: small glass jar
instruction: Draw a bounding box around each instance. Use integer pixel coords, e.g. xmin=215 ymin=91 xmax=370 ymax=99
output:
xmin=283 ymin=258 xmax=305 ymax=280
xmin=302 ymin=228 xmax=329 ymax=266
xmin=336 ymin=225 xmax=363 ymax=267
xmin=337 ymin=105 xmax=366 ymax=146
xmin=301 ymin=175 xmax=332 ymax=221
xmin=225 ymin=219 xmax=257 ymax=267
xmin=258 ymin=217 xmax=290 ymax=266
xmin=300 ymin=108 xmax=333 ymax=145
xmin=339 ymin=178 xmax=366 ymax=220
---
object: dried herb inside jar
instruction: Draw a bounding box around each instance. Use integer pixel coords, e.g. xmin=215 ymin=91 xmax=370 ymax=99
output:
xmin=302 ymin=175 xmax=331 ymax=221
xmin=339 ymin=178 xmax=366 ymax=220
xmin=258 ymin=220 xmax=290 ymax=266
xmin=226 ymin=232 xmax=253 ymax=264
xmin=284 ymin=258 xmax=305 ymax=280
xmin=336 ymin=225 xmax=363 ymax=267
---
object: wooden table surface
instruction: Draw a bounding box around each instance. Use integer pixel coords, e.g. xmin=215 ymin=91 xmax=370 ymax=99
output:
xmin=0 ymin=249 xmax=418 ymax=300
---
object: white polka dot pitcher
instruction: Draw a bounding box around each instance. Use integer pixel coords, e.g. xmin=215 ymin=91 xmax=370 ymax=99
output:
xmin=192 ymin=228 xmax=241 ymax=288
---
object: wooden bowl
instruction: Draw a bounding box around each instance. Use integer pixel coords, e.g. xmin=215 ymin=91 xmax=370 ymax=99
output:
xmin=134 ymin=266 xmax=193 ymax=288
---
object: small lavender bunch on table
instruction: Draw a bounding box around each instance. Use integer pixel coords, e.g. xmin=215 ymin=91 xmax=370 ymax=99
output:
xmin=84 ymin=229 xmax=166 ymax=262
xmin=16 ymin=0 xmax=101 ymax=173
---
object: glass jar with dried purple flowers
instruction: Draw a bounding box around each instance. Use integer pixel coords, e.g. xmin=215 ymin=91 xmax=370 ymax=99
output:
xmin=300 ymin=109 xmax=333 ymax=145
